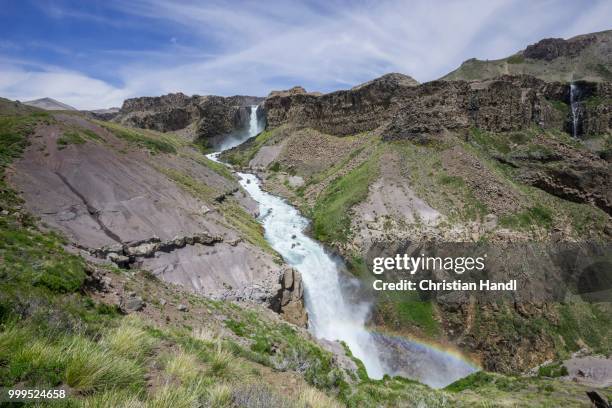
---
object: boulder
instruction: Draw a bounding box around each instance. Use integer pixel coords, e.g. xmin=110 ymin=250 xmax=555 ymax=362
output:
xmin=120 ymin=295 xmax=145 ymax=313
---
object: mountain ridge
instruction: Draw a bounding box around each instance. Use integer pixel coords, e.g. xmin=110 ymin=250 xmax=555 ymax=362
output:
xmin=442 ymin=29 xmax=612 ymax=82
xmin=23 ymin=97 xmax=77 ymax=111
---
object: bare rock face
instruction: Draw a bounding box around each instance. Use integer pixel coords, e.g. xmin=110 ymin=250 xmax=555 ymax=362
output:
xmin=524 ymin=35 xmax=597 ymax=61
xmin=263 ymin=73 xmax=420 ymax=136
xmin=268 ymin=86 xmax=308 ymax=98
xmin=580 ymin=82 xmax=612 ymax=138
xmin=270 ymin=268 xmax=307 ymax=327
xmin=264 ymin=74 xmax=576 ymax=136
xmin=115 ymin=93 xmax=264 ymax=144
xmin=263 ymin=74 xmax=611 ymax=139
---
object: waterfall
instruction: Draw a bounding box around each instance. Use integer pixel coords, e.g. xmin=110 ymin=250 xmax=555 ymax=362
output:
xmin=248 ymin=105 xmax=260 ymax=138
xmin=208 ymin=106 xmax=478 ymax=385
xmin=570 ymin=83 xmax=579 ymax=138
xmin=217 ymin=105 xmax=262 ymax=151
xmin=239 ymin=107 xmax=385 ymax=378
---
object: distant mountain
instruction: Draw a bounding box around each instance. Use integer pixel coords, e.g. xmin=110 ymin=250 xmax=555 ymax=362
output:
xmin=442 ymin=29 xmax=612 ymax=82
xmin=23 ymin=97 xmax=76 ymax=111
xmin=90 ymin=107 xmax=120 ymax=115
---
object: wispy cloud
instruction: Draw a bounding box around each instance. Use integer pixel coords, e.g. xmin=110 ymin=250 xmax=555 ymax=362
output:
xmin=0 ymin=0 xmax=610 ymax=109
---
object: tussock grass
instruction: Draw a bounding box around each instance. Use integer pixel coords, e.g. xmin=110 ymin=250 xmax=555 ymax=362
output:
xmin=0 ymin=326 xmax=30 ymax=358
xmin=206 ymin=383 xmax=232 ymax=407
xmin=81 ymin=390 xmax=145 ymax=408
xmin=209 ymin=343 xmax=241 ymax=379
xmin=299 ymin=386 xmax=343 ymax=408
xmin=148 ymin=384 xmax=201 ymax=408
xmin=192 ymin=326 xmax=219 ymax=344
xmin=63 ymin=336 xmax=144 ymax=392
xmin=102 ymin=316 xmax=155 ymax=360
xmin=164 ymin=350 xmax=201 ymax=383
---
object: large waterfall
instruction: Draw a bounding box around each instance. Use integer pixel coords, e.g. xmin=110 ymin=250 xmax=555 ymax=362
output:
xmin=209 ymin=105 xmax=478 ymax=386
xmin=238 ymin=172 xmax=385 ymax=378
xmin=224 ymin=106 xmax=385 ymax=378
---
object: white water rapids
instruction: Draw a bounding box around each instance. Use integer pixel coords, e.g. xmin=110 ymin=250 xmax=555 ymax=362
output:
xmin=209 ymin=105 xmax=385 ymax=378
xmin=208 ymin=105 xmax=477 ymax=385
xmin=238 ymin=172 xmax=386 ymax=378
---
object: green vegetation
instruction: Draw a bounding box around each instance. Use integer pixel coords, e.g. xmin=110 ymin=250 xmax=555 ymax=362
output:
xmin=269 ymin=161 xmax=281 ymax=172
xmin=158 ymin=166 xmax=218 ymax=202
xmin=97 ymin=121 xmax=180 ymax=154
xmin=57 ymin=127 xmax=105 ymax=149
xmin=312 ymin=150 xmax=380 ymax=243
xmin=57 ymin=129 xmax=87 ymax=147
xmin=538 ymin=362 xmax=568 ymax=378
xmin=188 ymin=153 xmax=235 ymax=181
xmin=550 ymin=99 xmax=570 ymax=115
xmin=584 ymin=95 xmax=612 ymax=109
xmin=157 ymin=165 xmax=274 ymax=254
xmin=462 ymin=127 xmax=609 ymax=237
xmin=375 ymin=292 xmax=440 ymax=338
xmin=499 ymin=205 xmax=553 ymax=230
xmin=506 ymin=54 xmax=525 ymax=64
xmin=0 ymin=104 xmax=606 ymax=408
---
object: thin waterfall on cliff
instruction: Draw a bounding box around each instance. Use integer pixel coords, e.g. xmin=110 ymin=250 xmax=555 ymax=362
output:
xmin=570 ymin=83 xmax=579 ymax=138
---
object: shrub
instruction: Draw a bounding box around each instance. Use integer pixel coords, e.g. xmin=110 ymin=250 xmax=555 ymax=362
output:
xmin=538 ymin=362 xmax=568 ymax=378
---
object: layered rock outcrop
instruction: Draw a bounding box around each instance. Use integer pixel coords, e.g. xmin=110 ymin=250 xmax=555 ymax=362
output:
xmin=523 ymin=35 xmax=597 ymax=61
xmin=266 ymin=75 xmax=567 ymax=135
xmin=264 ymin=75 xmax=610 ymax=139
xmin=115 ymin=93 xmax=264 ymax=143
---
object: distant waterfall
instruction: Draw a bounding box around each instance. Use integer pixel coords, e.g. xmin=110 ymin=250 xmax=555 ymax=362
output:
xmin=570 ymin=83 xmax=580 ymax=138
xmin=248 ymin=105 xmax=260 ymax=137
xmin=217 ymin=105 xmax=262 ymax=151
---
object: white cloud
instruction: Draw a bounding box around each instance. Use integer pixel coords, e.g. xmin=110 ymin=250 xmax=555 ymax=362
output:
xmin=0 ymin=0 xmax=610 ymax=109
xmin=0 ymin=63 xmax=128 ymax=110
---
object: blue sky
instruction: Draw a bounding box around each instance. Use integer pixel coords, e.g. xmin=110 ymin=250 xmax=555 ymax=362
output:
xmin=0 ymin=0 xmax=610 ymax=109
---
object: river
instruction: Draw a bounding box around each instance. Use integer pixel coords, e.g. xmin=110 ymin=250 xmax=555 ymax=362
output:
xmin=208 ymin=105 xmax=478 ymax=387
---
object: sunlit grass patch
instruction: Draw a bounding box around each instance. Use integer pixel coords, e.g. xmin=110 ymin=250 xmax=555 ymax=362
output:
xmin=148 ymin=383 xmax=201 ymax=408
xmin=164 ymin=350 xmax=201 ymax=383
xmin=96 ymin=121 xmax=179 ymax=154
xmin=81 ymin=389 xmax=145 ymax=408
xmin=63 ymin=336 xmax=144 ymax=393
xmin=101 ymin=316 xmax=156 ymax=360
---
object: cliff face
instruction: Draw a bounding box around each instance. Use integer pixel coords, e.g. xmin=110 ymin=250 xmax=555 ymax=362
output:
xmin=263 ymin=73 xmax=419 ymax=135
xmin=116 ymin=93 xmax=264 ymax=144
xmin=523 ymin=35 xmax=597 ymax=61
xmin=264 ymin=74 xmax=609 ymax=138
